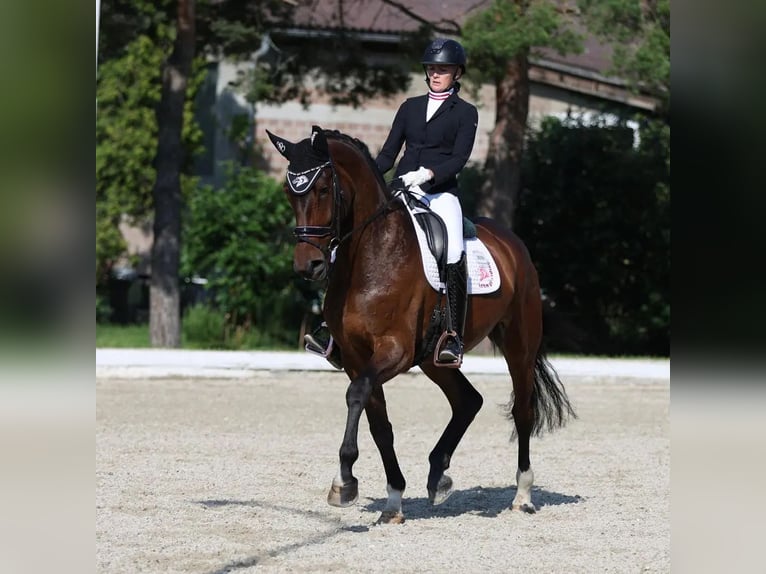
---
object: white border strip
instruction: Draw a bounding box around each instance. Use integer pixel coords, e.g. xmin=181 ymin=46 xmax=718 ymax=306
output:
xmin=96 ymin=349 xmax=669 ymax=381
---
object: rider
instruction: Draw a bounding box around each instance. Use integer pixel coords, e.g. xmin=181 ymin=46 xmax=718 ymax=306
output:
xmin=375 ymin=38 xmax=478 ymax=365
xmin=305 ymin=38 xmax=478 ymax=367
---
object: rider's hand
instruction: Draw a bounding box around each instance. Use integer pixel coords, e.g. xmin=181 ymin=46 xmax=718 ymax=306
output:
xmin=401 ymin=166 xmax=433 ymax=187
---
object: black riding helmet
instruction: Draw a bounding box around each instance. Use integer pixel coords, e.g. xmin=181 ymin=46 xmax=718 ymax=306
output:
xmin=421 ymin=38 xmax=467 ymax=75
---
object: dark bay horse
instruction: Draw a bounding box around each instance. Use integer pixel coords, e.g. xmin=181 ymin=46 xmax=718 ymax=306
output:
xmin=267 ymin=125 xmax=575 ymax=524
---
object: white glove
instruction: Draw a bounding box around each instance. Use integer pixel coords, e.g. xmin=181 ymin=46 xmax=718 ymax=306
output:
xmin=400 ymin=166 xmax=432 ymax=188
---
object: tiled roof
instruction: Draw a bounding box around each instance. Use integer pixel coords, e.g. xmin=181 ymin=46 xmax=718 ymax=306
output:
xmin=291 ymin=0 xmax=616 ymax=77
xmin=292 ymin=0 xmax=488 ymax=34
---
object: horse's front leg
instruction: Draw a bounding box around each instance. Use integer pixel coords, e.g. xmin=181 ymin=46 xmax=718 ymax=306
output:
xmin=365 ymin=385 xmax=406 ymax=524
xmin=326 ymin=372 xmax=373 ymax=508
xmin=326 ymin=340 xmax=411 ymax=512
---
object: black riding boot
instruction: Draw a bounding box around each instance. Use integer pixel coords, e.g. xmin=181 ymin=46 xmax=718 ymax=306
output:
xmin=304 ymin=322 xmax=343 ymax=370
xmin=437 ymin=253 xmax=468 ymax=365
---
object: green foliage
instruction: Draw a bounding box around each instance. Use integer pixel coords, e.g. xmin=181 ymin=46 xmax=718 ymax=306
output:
xmin=96 ymin=323 xmax=151 ymax=348
xmin=463 ymin=0 xmax=583 ymax=83
xmin=517 ymin=115 xmax=669 ymax=356
xmin=96 ymin=35 xmax=160 ymax=282
xmin=96 ymin=294 xmax=112 ymax=325
xmin=96 ymin=32 xmax=205 ymax=285
xmin=578 ymin=0 xmax=670 ymax=99
xmin=181 ymin=304 xmax=227 ymax=348
xmin=182 ymin=164 xmax=315 ymax=346
xmin=234 ymin=31 xmax=420 ymax=109
xmin=456 ymin=164 xmax=488 ymax=219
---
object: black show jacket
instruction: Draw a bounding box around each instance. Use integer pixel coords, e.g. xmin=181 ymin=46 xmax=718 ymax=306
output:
xmin=375 ymin=91 xmax=478 ymax=196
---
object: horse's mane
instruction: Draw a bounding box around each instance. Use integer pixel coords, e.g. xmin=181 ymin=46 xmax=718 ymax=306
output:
xmin=323 ymin=129 xmax=388 ymax=190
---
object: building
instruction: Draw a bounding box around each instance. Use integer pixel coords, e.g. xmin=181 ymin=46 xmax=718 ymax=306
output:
xmin=195 ymin=0 xmax=657 ymax=186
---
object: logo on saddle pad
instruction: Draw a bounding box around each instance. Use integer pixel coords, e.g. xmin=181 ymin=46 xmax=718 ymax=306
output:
xmin=473 ymin=252 xmax=495 ymax=289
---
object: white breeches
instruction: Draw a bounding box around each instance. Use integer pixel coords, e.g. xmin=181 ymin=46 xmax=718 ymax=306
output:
xmin=410 ymin=187 xmax=464 ymax=263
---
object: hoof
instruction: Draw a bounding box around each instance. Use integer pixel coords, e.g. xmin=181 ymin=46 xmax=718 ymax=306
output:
xmin=375 ymin=510 xmax=405 ymax=525
xmin=427 ymin=474 xmax=453 ymax=506
xmin=327 ymin=478 xmax=358 ymax=507
xmin=512 ymin=502 xmax=537 ymax=514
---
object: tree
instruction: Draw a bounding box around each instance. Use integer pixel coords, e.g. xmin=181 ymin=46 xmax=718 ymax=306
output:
xmin=182 ymin=164 xmax=302 ymax=345
xmin=148 ymin=0 xmax=196 ymax=347
xmin=518 ymin=116 xmax=669 ymax=355
xmin=96 ymin=33 xmax=202 ymax=287
xmin=98 ymin=0 xmax=417 ymax=346
xmin=578 ymin=0 xmax=670 ymax=115
xmin=461 ymin=0 xmax=582 ymax=228
xmin=98 ymin=0 xmax=279 ymax=345
xmin=380 ymin=0 xmax=668 ymax=228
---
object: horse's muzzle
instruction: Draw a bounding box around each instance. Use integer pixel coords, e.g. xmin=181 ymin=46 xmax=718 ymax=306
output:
xmin=296 ymin=258 xmax=327 ymax=281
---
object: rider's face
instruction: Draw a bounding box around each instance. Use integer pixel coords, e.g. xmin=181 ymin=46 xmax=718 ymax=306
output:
xmin=426 ymin=64 xmax=460 ymax=92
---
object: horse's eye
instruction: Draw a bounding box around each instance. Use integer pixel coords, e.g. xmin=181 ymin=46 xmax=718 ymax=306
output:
xmin=318 ymin=186 xmax=330 ymax=196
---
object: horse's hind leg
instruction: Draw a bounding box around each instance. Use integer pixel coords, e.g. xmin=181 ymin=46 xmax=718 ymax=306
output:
xmin=420 ymin=364 xmax=484 ymax=505
xmin=365 ymin=385 xmax=406 ymax=524
xmin=493 ymin=321 xmax=539 ymax=514
xmin=507 ymin=357 xmax=537 ymax=513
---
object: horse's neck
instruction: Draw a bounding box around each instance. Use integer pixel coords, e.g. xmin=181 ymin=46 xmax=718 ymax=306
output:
xmin=351 ymin=182 xmax=391 ymax=226
xmin=334 ymin=152 xmax=391 ymax=229
xmin=338 ymin=183 xmax=409 ymax=272
xmin=331 ymin=141 xmax=406 ymax=268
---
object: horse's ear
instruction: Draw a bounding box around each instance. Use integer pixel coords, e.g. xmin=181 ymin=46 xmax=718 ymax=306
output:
xmin=266 ymin=130 xmax=294 ymax=160
xmin=310 ymin=125 xmax=329 ymax=156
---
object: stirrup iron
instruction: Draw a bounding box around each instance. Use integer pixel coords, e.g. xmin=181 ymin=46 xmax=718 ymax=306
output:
xmin=434 ymin=330 xmax=463 ymax=368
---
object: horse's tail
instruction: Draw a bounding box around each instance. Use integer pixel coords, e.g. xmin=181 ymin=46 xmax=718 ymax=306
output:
xmin=503 ymin=341 xmax=577 ymax=439
xmin=529 ymin=346 xmax=577 ymax=436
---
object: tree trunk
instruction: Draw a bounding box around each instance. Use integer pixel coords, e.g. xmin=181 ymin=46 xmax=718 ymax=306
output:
xmin=150 ymin=0 xmax=195 ymax=347
xmin=476 ymin=52 xmax=530 ymax=230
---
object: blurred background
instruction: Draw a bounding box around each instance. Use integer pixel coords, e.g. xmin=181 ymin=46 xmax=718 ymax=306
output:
xmin=95 ymin=0 xmax=670 ymax=357
xmin=1 ymin=1 xmax=764 ymax=571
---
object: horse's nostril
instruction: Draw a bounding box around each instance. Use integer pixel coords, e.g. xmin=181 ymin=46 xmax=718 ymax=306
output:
xmin=308 ymin=260 xmax=326 ymax=280
xmin=297 ymin=259 xmax=326 ymax=281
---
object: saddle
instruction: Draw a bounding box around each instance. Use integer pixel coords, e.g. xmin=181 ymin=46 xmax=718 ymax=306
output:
xmin=398 ymin=190 xmax=476 ymax=282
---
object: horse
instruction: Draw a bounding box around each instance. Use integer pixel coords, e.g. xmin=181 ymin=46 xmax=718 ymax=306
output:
xmin=266 ymin=125 xmax=575 ymax=524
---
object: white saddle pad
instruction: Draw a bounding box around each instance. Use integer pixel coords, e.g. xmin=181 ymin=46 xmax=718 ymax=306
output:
xmin=400 ymin=196 xmax=501 ymax=294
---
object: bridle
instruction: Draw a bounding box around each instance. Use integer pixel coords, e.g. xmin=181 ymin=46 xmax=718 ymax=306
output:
xmin=291 ymin=161 xmax=344 ymax=258
xmin=290 ymin=159 xmax=399 ymax=270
